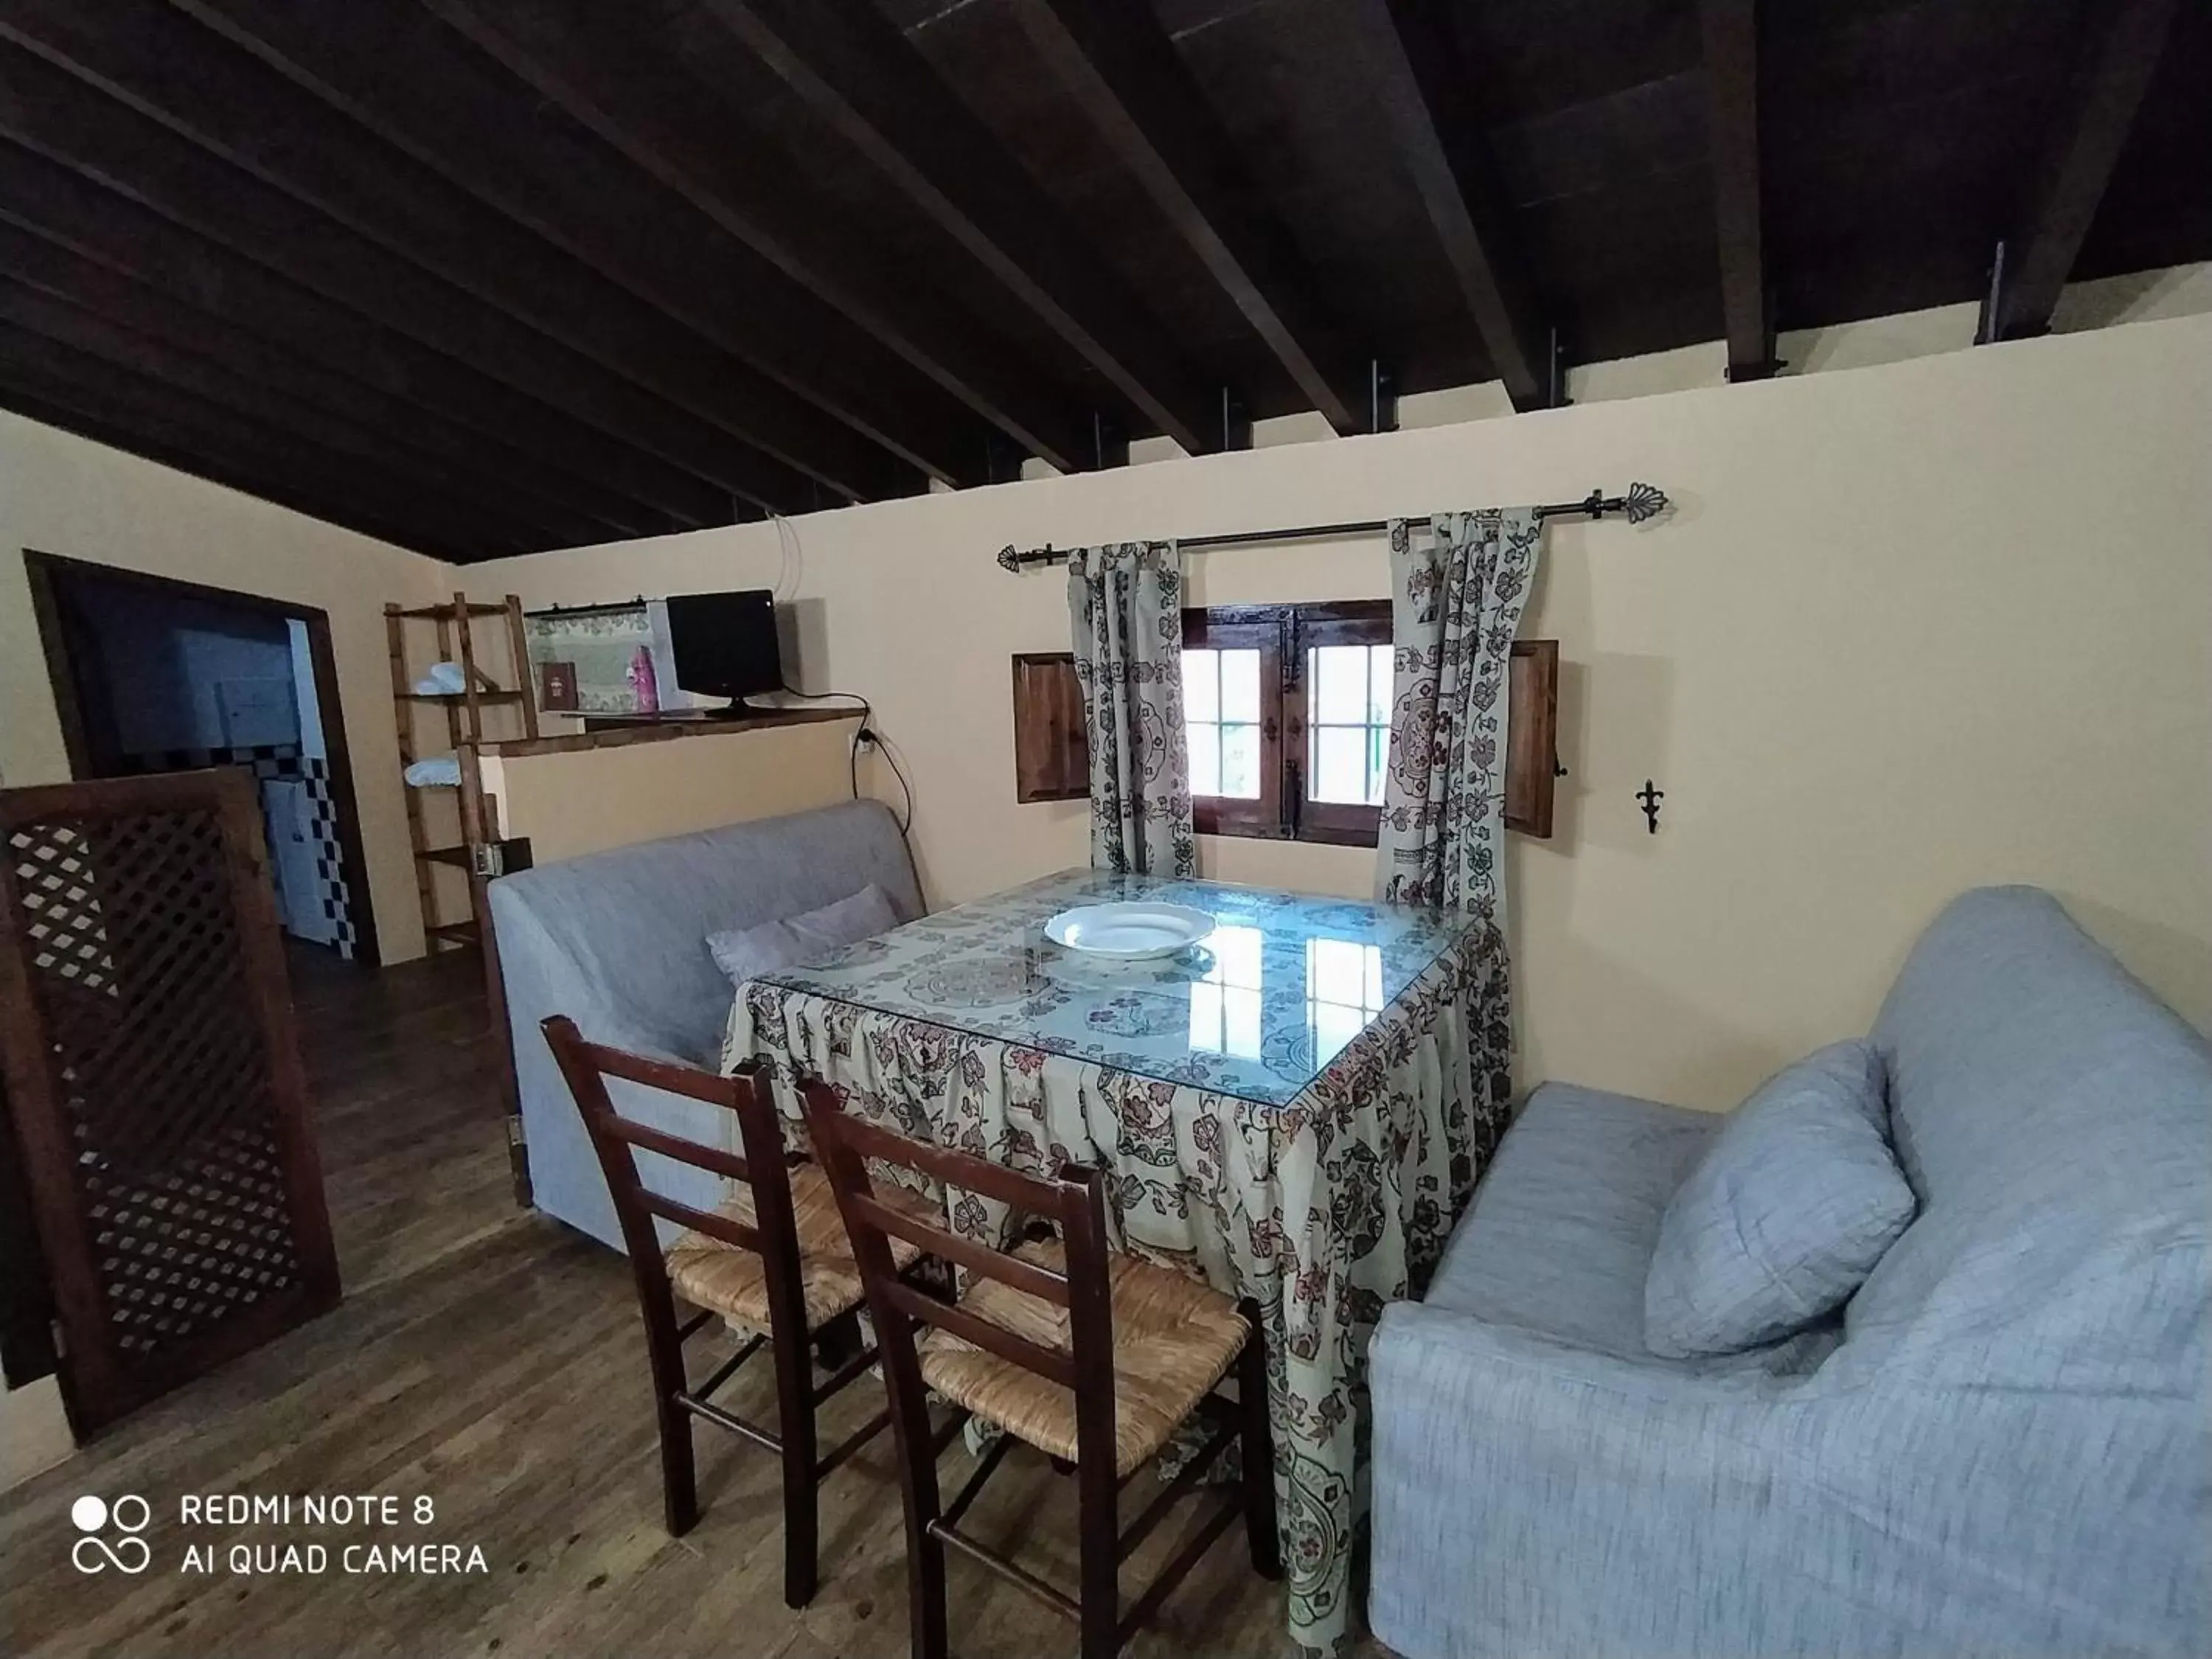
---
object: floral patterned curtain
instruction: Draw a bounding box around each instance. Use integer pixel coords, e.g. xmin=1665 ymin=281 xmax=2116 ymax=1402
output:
xmin=1375 ymin=509 xmax=1544 ymax=914
xmin=1067 ymin=542 xmax=1194 ymax=876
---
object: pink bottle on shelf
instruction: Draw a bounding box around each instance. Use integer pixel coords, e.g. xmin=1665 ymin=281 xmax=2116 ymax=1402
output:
xmin=628 ymin=644 xmax=659 ymax=714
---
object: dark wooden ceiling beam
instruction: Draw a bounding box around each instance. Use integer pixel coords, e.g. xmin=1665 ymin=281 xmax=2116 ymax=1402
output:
xmin=425 ymin=0 xmax=1097 ymax=477
xmin=1008 ymin=0 xmax=1370 ymax=435
xmin=1341 ymin=0 xmax=1554 ymax=412
xmin=1697 ymin=0 xmax=1774 ymax=380
xmin=0 ymin=147 xmax=699 ymax=538
xmin=0 ymin=42 xmax=802 ymax=516
xmin=0 ymin=146 xmax=703 ymax=538
xmin=702 ymin=0 xmax=1215 ymax=455
xmin=0 ymin=322 xmax=493 ymax=559
xmin=1989 ymin=0 xmax=2181 ymax=341
xmin=0 ymin=1 xmax=886 ymax=508
xmin=168 ymin=0 xmax=982 ymax=490
xmin=0 ymin=381 xmax=477 ymax=562
xmin=0 ymin=228 xmax=604 ymax=549
xmin=0 ymin=276 xmax=544 ymax=553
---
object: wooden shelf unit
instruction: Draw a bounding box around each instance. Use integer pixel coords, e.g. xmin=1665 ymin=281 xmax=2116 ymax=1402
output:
xmin=386 ymin=592 xmax=538 ymax=953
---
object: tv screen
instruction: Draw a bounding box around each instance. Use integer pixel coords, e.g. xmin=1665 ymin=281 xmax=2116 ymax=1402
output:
xmin=664 ymin=589 xmax=782 ymax=706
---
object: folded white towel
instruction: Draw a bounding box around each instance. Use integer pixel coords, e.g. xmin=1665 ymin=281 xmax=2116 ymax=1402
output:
xmin=411 ymin=661 xmax=468 ymax=696
xmin=404 ymin=757 xmax=462 ymax=787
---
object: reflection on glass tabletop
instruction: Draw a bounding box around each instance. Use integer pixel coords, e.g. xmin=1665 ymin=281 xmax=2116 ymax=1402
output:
xmin=749 ymin=868 xmax=1480 ymax=1106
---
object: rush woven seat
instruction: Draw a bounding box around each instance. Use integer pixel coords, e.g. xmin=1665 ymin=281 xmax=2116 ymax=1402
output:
xmin=668 ymin=1164 xmax=935 ymax=1333
xmin=802 ymin=1079 xmax=1281 ymax=1659
xmin=543 ymin=1018 xmax=934 ymax=1613
xmin=919 ymin=1239 xmax=1247 ymax=1476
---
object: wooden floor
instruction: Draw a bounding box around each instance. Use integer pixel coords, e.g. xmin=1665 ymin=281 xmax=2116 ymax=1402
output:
xmin=0 ymin=944 xmax=1347 ymax=1658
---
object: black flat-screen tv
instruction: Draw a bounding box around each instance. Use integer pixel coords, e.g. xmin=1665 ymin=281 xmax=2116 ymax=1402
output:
xmin=664 ymin=589 xmax=782 ymax=714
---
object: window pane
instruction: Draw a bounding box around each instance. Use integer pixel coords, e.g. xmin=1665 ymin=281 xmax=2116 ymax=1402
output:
xmin=1211 ymin=923 xmax=1265 ymax=989
xmin=1182 ymin=648 xmax=1218 ymax=723
xmin=1312 ymin=645 xmax=1368 ymax=724
xmin=1220 ymin=648 xmax=1260 ymax=723
xmin=1312 ymin=726 xmax=1366 ymax=803
xmin=1368 ymin=644 xmax=1394 ymax=723
xmin=1306 ymin=939 xmax=1383 ymax=1068
xmin=1192 ymin=925 xmax=1265 ymax=1060
xmin=1309 ymin=937 xmax=1369 ymax=1004
xmin=1188 ymin=981 xmax=1223 ymax=1053
xmin=1310 ymin=997 xmax=1368 ymax=1068
xmin=1188 ymin=720 xmax=1222 ymax=796
xmin=1367 ymin=725 xmax=1389 ymax=804
xmin=1219 ymin=723 xmax=1260 ymax=798
xmin=1222 ymin=987 xmax=1262 ymax=1060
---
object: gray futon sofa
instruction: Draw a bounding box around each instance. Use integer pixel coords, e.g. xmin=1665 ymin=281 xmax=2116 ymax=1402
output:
xmin=1371 ymin=886 xmax=2211 ymax=1658
xmin=487 ymin=800 xmax=920 ymax=1252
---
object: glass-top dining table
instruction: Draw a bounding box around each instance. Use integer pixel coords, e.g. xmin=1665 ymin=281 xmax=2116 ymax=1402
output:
xmin=723 ymin=867 xmax=1509 ymax=1655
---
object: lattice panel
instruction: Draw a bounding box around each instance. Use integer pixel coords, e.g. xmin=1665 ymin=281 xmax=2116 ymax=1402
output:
xmin=12 ymin=821 xmax=116 ymax=992
xmin=7 ymin=804 xmax=307 ymax=1371
xmin=89 ymin=1124 xmax=303 ymax=1356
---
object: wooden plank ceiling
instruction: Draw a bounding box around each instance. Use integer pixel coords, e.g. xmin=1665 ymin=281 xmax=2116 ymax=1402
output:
xmin=0 ymin=0 xmax=2202 ymax=562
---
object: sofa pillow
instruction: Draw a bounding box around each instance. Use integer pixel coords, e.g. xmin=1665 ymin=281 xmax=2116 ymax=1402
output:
xmin=1645 ymin=1040 xmax=1916 ymax=1358
xmin=706 ymin=884 xmax=899 ymax=987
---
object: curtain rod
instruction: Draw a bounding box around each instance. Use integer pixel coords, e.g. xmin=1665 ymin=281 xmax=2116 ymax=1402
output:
xmin=994 ymin=481 xmax=1667 ymax=571
xmin=526 ymin=596 xmax=648 ymax=618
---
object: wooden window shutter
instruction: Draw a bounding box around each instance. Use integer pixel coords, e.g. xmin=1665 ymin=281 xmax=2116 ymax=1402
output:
xmin=1011 ymin=653 xmax=1090 ymax=803
xmin=1505 ymin=640 xmax=1559 ymax=838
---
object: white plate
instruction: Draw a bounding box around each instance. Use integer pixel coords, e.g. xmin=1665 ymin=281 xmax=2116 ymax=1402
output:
xmin=1043 ymin=902 xmax=1216 ymax=960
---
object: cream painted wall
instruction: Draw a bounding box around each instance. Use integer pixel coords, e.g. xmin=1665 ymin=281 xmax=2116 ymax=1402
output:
xmin=0 ymin=411 xmax=450 ymax=966
xmin=467 ymin=313 xmax=2212 ymax=1117
xmin=0 ymin=289 xmax=2203 ymax=1486
xmin=478 ymin=716 xmax=858 ymax=866
xmin=0 ymin=413 xmax=454 ymax=1487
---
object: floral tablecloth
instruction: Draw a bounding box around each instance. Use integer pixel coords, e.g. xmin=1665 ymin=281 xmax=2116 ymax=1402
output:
xmin=722 ymin=869 xmax=1509 ymax=1655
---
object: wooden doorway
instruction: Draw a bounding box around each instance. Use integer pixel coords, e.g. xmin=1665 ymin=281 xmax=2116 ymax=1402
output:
xmin=22 ymin=550 xmax=380 ymax=968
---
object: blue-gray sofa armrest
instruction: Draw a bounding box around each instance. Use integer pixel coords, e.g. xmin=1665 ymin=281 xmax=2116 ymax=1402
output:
xmin=1370 ymin=1301 xmax=1865 ymax=1657
xmin=493 ymin=885 xmax=736 ymax=1253
xmin=1368 ymin=1301 xmax=2202 ymax=1659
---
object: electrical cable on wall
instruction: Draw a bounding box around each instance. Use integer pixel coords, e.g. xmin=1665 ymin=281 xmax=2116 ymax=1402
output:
xmin=762 ymin=510 xmax=911 ymax=837
xmin=778 ymin=684 xmax=914 ymax=836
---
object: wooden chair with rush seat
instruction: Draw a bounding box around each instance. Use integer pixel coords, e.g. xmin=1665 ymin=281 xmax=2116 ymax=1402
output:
xmin=539 ymin=1015 xmax=938 ymax=1607
xmin=800 ymin=1076 xmax=1282 ymax=1659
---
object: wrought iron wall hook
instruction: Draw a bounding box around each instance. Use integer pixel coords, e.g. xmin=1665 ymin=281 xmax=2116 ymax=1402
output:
xmin=1637 ymin=779 xmax=1664 ymax=834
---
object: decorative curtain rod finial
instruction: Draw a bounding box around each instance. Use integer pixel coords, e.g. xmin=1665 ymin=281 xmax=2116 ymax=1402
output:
xmin=996 ymin=543 xmax=1022 ymax=574
xmin=1624 ymin=481 xmax=1668 ymax=524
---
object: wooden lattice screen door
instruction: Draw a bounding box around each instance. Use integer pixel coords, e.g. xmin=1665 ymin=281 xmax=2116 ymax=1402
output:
xmin=0 ymin=768 xmax=339 ymax=1433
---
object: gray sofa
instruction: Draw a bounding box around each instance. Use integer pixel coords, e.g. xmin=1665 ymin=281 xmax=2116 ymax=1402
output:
xmin=487 ymin=800 xmax=920 ymax=1252
xmin=1371 ymin=886 xmax=2211 ymax=1658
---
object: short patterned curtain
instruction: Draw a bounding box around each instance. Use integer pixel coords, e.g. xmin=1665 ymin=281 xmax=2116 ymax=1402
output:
xmin=1375 ymin=508 xmax=1544 ymax=914
xmin=1067 ymin=542 xmax=1195 ymax=876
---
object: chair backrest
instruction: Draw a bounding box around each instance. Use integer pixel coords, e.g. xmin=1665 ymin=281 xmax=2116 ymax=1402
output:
xmin=541 ymin=1015 xmax=804 ymax=1332
xmin=799 ymin=1079 xmax=1117 ymax=1449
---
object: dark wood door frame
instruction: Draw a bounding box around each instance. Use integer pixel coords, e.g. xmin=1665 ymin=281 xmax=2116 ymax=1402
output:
xmin=19 ymin=547 xmax=383 ymax=968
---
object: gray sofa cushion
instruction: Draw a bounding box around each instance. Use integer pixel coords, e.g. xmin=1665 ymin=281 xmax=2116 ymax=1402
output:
xmin=488 ymin=799 xmax=921 ymax=1253
xmin=706 ymin=883 xmax=898 ymax=987
xmin=1374 ymin=887 xmax=2211 ymax=1659
xmin=1426 ymin=1080 xmax=1844 ymax=1378
xmin=1644 ymin=1040 xmax=1915 ymax=1358
xmin=1425 ymin=1082 xmax=1717 ymax=1359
